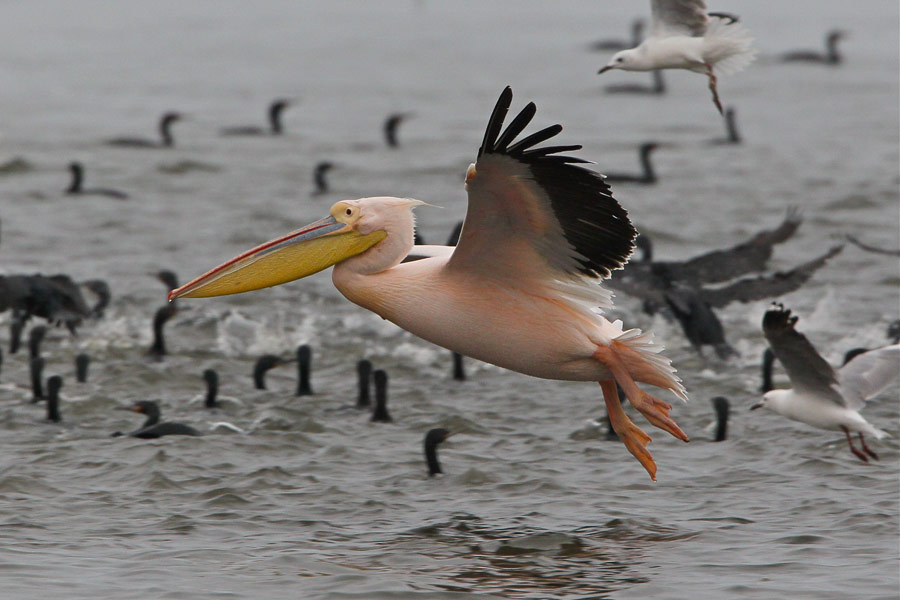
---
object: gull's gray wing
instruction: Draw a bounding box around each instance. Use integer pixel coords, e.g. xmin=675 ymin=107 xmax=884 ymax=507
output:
xmin=838 ymin=344 xmax=900 ymax=410
xmin=650 ymin=0 xmax=709 ymax=37
xmin=762 ymin=304 xmax=844 ymax=404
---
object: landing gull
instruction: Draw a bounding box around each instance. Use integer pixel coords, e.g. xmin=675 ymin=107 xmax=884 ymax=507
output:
xmin=598 ymin=0 xmax=756 ymax=114
xmin=752 ymin=304 xmax=899 ymax=463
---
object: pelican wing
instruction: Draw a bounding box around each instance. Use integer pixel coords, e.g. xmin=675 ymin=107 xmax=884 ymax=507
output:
xmin=762 ymin=305 xmax=844 ymax=404
xmin=650 ymin=0 xmax=709 ymax=38
xmin=838 ymin=344 xmax=900 ymax=410
xmin=449 ymin=87 xmax=636 ymax=296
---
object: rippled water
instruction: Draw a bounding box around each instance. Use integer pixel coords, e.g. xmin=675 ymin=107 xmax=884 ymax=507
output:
xmin=1 ymin=1 xmax=898 ymax=598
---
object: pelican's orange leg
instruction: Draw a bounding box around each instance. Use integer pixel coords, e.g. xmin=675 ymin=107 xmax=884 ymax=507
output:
xmin=600 ymin=380 xmax=656 ymax=481
xmin=594 ymin=343 xmax=690 ymax=443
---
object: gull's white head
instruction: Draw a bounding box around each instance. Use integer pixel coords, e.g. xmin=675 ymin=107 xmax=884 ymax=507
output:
xmin=750 ymin=390 xmax=788 ymax=414
xmin=169 ymin=196 xmax=426 ymax=299
xmin=598 ymin=49 xmax=645 ymax=73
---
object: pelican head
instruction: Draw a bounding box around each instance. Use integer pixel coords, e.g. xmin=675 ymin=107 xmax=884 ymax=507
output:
xmin=170 ymin=197 xmax=424 ymax=300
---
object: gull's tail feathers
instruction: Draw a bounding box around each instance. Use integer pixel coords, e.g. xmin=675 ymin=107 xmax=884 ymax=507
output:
xmin=705 ymin=17 xmax=757 ymax=76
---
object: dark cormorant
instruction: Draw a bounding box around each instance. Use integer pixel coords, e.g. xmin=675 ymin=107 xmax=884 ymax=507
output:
xmin=602 ymin=142 xmax=658 ymax=184
xmin=106 ymin=112 xmax=183 ymax=148
xmin=30 ymin=356 xmax=44 ymax=402
xmin=28 ymin=325 xmax=46 ymax=359
xmin=356 ymin=359 xmax=372 ymax=409
xmin=46 ymin=375 xmax=63 ymax=423
xmin=75 ymin=353 xmax=91 ymax=383
xmin=156 ymin=270 xmax=179 ymax=293
xmin=0 ymin=273 xmax=91 ymax=334
xmin=296 ymin=344 xmax=313 ymax=396
xmin=424 ymin=428 xmax=454 ymax=476
xmin=253 ymin=354 xmax=291 ymax=390
xmin=65 ymin=162 xmax=128 ymax=200
xmin=370 ymin=369 xmax=392 ymax=423
xmin=202 ymin=368 xmax=219 ymax=408
xmin=221 ymin=99 xmax=292 ymax=136
xmin=312 ymin=161 xmax=334 ymax=195
xmin=384 ymin=112 xmax=413 ymax=148
xmin=119 ymin=400 xmax=201 ymax=438
xmin=781 ymin=30 xmax=845 ymax=65
xmin=710 ymin=106 xmax=741 ymax=145
xmin=710 ymin=397 xmax=729 ymax=442
xmin=147 ymin=304 xmax=177 ymax=360
xmin=9 ymin=318 xmax=24 ymax=354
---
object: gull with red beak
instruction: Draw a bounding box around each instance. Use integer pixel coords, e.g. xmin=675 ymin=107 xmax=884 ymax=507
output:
xmin=171 ymin=87 xmax=690 ymax=480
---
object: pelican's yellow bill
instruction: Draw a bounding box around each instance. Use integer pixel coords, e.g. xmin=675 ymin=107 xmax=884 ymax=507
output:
xmin=171 ymin=222 xmax=386 ymax=300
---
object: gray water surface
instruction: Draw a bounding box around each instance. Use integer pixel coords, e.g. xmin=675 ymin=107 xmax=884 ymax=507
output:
xmin=1 ymin=1 xmax=898 ymax=598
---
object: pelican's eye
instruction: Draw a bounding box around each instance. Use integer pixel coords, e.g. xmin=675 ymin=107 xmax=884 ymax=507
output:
xmin=345 ymin=208 xmax=352 ymax=216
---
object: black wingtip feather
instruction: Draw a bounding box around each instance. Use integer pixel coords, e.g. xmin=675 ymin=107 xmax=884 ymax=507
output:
xmin=478 ymin=87 xmax=636 ymax=279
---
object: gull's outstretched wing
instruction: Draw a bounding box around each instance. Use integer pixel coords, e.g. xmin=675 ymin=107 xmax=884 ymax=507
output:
xmin=838 ymin=344 xmax=900 ymax=410
xmin=762 ymin=305 xmax=843 ymax=404
xmin=449 ymin=87 xmax=636 ymax=296
xmin=650 ymin=0 xmax=709 ymax=38
xmin=701 ymin=245 xmax=842 ymax=308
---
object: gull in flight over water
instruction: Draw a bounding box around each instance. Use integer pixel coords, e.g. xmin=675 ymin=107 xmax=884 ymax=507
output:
xmin=752 ymin=304 xmax=899 ymax=463
xmin=598 ymin=0 xmax=756 ymax=114
xmin=170 ymin=87 xmax=691 ymax=480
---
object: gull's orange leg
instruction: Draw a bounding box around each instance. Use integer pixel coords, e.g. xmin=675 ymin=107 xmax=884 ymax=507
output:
xmin=595 ymin=343 xmax=690 ymax=443
xmin=600 ymin=380 xmax=656 ymax=481
xmin=706 ymin=63 xmax=724 ymax=115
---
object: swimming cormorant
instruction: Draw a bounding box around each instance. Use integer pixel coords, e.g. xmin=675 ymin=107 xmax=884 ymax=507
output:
xmin=253 ymin=354 xmax=291 ymax=390
xmin=296 ymin=344 xmax=313 ymax=396
xmin=221 ymin=99 xmax=292 ymax=136
xmin=424 ymin=428 xmax=454 ymax=476
xmin=75 ymin=353 xmax=91 ymax=383
xmin=65 ymin=162 xmax=128 ymax=200
xmin=781 ymin=30 xmax=845 ymax=66
xmin=147 ymin=304 xmax=177 ymax=360
xmin=120 ymin=400 xmax=201 ymax=438
xmin=106 ymin=112 xmax=183 ymax=148
xmin=356 ymin=359 xmax=372 ymax=409
xmin=46 ymin=375 xmax=63 ymax=423
xmin=384 ymin=112 xmax=413 ymax=148
xmin=602 ymin=142 xmax=658 ymax=184
xmin=312 ymin=161 xmax=334 ymax=195
xmin=370 ymin=369 xmax=392 ymax=423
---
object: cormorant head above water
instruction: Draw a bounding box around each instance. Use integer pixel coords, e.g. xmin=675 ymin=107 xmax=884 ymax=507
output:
xmin=203 ymin=368 xmax=219 ymax=408
xmin=253 ymin=354 xmax=292 ymax=390
xmin=120 ymin=400 xmax=201 ymax=438
xmin=371 ymin=369 xmax=392 ymax=423
xmin=296 ymin=344 xmax=313 ymax=396
xmin=424 ymin=428 xmax=454 ymax=476
xmin=356 ymin=359 xmax=372 ymax=408
xmin=312 ymin=161 xmax=335 ymax=195
xmin=65 ymin=162 xmax=128 ymax=199
xmin=148 ymin=304 xmax=178 ymax=360
xmin=106 ymin=112 xmax=183 ymax=148
xmin=383 ymin=112 xmax=413 ymax=148
xmin=221 ymin=99 xmax=293 ymax=136
xmin=46 ymin=375 xmax=63 ymax=423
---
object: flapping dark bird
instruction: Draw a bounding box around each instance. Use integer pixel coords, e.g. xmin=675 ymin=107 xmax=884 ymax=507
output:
xmin=83 ymin=279 xmax=111 ymax=318
xmin=106 ymin=112 xmax=183 ymax=148
xmin=752 ymin=305 xmax=898 ymax=463
xmin=602 ymin=142 xmax=658 ymax=184
xmin=843 ymin=234 xmax=900 ymax=257
xmin=221 ymin=99 xmax=293 ymax=136
xmin=65 ymin=162 xmax=128 ymax=200
xmin=117 ymin=400 xmax=201 ymax=438
xmin=780 ymin=30 xmax=845 ymax=65
xmin=371 ymin=369 xmax=392 ymax=423
xmin=424 ymin=428 xmax=454 ymax=476
xmin=0 ymin=273 xmax=91 ymax=334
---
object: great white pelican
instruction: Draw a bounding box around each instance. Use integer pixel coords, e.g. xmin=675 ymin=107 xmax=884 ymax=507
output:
xmin=170 ymin=87 xmax=689 ymax=480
